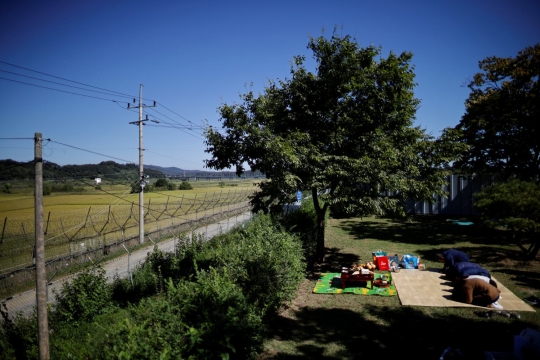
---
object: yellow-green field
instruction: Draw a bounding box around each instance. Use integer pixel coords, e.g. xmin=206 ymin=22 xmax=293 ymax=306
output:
xmin=0 ymin=179 xmax=259 ymax=219
xmin=0 ymin=179 xmax=260 ymax=275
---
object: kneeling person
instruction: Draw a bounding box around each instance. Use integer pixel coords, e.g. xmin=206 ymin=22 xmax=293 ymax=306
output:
xmin=452 ymin=278 xmax=502 ymax=309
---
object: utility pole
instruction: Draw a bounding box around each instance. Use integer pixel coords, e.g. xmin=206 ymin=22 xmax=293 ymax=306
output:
xmin=34 ymin=132 xmax=49 ymax=359
xmin=129 ymin=85 xmax=157 ymax=244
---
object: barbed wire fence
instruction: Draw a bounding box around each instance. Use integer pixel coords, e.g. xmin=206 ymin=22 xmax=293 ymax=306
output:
xmin=0 ymin=189 xmax=255 ymax=303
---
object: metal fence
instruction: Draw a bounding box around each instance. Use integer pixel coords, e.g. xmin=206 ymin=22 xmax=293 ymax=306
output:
xmin=0 ymin=210 xmax=254 ymax=319
xmin=0 ymin=189 xmax=254 ymax=298
xmin=405 ymin=174 xmax=498 ymax=215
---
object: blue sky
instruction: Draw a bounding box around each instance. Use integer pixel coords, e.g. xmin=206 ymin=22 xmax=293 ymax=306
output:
xmin=1 ymin=0 xmax=538 ymax=171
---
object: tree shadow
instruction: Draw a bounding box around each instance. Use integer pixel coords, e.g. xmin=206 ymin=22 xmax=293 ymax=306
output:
xmin=263 ymin=303 xmax=536 ymax=359
xmin=492 ymin=269 xmax=540 ymax=291
xmin=307 ymin=247 xmax=360 ymax=281
xmin=414 ymin=245 xmax=529 ymax=266
xmin=339 ymin=216 xmax=521 ymax=249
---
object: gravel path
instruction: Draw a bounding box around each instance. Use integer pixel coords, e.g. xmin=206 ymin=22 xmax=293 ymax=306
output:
xmin=1 ymin=212 xmax=252 ymax=319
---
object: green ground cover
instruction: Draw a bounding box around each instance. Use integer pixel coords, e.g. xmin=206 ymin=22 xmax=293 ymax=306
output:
xmin=258 ymin=216 xmax=540 ymax=359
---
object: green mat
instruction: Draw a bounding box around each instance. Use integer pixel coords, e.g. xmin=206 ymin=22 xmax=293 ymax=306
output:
xmin=313 ymin=272 xmax=397 ymax=296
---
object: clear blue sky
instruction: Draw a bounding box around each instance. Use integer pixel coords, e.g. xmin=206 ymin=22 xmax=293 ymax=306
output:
xmin=1 ymin=0 xmax=538 ymax=171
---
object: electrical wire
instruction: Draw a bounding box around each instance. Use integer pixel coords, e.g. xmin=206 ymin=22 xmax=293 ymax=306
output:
xmin=0 ymin=76 xmax=128 ymax=103
xmin=46 ymin=139 xmax=135 ymax=164
xmin=0 ymin=69 xmax=135 ymax=100
xmin=0 ymin=60 xmax=139 ymax=99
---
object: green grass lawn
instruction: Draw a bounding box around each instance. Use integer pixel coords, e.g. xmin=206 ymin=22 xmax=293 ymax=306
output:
xmin=258 ymin=216 xmax=540 ymax=359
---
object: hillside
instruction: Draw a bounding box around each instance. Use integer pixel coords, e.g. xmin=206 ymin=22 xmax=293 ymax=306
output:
xmin=0 ymin=160 xmax=164 ymax=181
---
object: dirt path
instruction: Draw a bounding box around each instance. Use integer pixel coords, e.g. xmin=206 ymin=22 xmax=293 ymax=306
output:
xmin=1 ymin=212 xmax=252 ymax=319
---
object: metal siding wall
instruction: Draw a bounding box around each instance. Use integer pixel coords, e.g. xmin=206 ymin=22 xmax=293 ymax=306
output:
xmin=403 ymin=174 xmax=496 ymax=216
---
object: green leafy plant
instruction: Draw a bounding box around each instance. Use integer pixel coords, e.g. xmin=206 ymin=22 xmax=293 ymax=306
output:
xmin=177 ymin=181 xmax=193 ymax=190
xmin=474 ymin=179 xmax=540 ymax=258
xmin=50 ymin=266 xmax=115 ymax=325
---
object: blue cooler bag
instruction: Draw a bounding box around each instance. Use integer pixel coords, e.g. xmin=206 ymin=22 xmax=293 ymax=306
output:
xmin=400 ymin=254 xmax=420 ymax=269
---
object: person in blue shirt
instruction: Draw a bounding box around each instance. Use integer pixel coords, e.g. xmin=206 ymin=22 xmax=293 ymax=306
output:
xmin=437 ymin=249 xmax=470 ymax=274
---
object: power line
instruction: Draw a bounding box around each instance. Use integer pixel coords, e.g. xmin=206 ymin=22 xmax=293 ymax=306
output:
xmin=0 ymin=76 xmax=128 ymax=103
xmin=0 ymin=137 xmax=34 ymax=140
xmin=0 ymin=60 xmax=139 ymax=99
xmin=46 ymin=139 xmax=135 ymax=164
xmin=0 ymin=69 xmax=135 ymax=100
xmin=1 ymin=61 xmax=208 ymax=142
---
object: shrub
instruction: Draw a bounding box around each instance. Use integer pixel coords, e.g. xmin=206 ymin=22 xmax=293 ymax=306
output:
xmin=50 ymin=266 xmax=115 ymax=325
xmin=154 ymin=178 xmax=168 ymax=188
xmin=0 ymin=306 xmax=38 ymax=360
xmin=169 ymin=268 xmax=264 ymax=359
xmin=3 ymin=183 xmax=11 ymax=193
xmin=177 ymin=181 xmax=193 ymax=190
xmin=278 ymin=199 xmax=319 ymax=259
xmin=167 ymin=182 xmax=176 ymax=190
xmin=474 ymin=179 xmax=540 ymax=258
xmin=201 ymin=213 xmax=306 ymax=316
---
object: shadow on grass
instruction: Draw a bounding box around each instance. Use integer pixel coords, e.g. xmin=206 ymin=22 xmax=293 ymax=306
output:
xmin=306 ymin=247 xmax=361 ymax=280
xmin=339 ymin=216 xmax=511 ymax=248
xmin=414 ymin=245 xmax=529 ymax=266
xmin=264 ymin=304 xmax=535 ymax=360
xmin=492 ymin=269 xmax=540 ymax=291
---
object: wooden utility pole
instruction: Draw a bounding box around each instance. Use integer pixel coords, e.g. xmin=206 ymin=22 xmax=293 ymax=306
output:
xmin=34 ymin=132 xmax=49 ymax=359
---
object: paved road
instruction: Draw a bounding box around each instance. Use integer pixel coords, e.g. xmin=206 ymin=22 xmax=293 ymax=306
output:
xmin=1 ymin=212 xmax=252 ymax=319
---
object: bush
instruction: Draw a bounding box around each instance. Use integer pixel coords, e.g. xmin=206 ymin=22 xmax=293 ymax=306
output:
xmin=278 ymin=199 xmax=319 ymax=259
xmin=0 ymin=306 xmax=38 ymax=360
xmin=154 ymin=178 xmax=168 ymax=188
xmin=200 ymin=213 xmax=306 ymax=316
xmin=169 ymin=268 xmax=264 ymax=359
xmin=167 ymin=182 xmax=176 ymax=190
xmin=3 ymin=183 xmax=11 ymax=194
xmin=177 ymin=181 xmax=193 ymax=190
xmin=50 ymin=267 xmax=115 ymax=325
xmin=474 ymin=179 xmax=540 ymax=258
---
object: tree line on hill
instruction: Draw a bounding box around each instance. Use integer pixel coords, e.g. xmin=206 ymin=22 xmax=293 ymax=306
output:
xmin=0 ymin=160 xmax=165 ymax=182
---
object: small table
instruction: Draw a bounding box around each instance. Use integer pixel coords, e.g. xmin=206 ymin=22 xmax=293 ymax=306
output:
xmin=341 ymin=271 xmax=374 ymax=289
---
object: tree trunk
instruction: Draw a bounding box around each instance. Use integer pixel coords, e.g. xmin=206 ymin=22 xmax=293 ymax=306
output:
xmin=312 ymin=188 xmax=328 ymax=261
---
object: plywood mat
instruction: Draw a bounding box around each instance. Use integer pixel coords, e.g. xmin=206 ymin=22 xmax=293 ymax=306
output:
xmin=391 ymin=268 xmax=536 ymax=311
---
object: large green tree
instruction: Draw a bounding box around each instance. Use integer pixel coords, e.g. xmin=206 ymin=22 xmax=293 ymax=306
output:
xmin=204 ymin=31 xmax=464 ymax=260
xmin=453 ymin=44 xmax=540 ymax=181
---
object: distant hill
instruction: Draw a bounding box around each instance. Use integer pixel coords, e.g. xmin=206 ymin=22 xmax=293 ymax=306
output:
xmin=145 ymin=164 xmax=264 ymax=179
xmin=0 ymin=159 xmax=164 ymax=181
xmin=0 ymin=160 xmax=264 ymax=181
xmin=145 ymin=165 xmax=205 ymax=175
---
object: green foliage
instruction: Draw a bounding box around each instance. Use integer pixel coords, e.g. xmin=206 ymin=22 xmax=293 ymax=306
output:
xmin=50 ymin=310 xmax=131 ymax=359
xmin=219 ymin=181 xmax=226 ymax=187
xmin=50 ymin=266 xmax=115 ymax=325
xmin=4 ymin=215 xmax=307 ymax=359
xmin=454 ymin=44 xmax=540 ymax=181
xmin=201 ymin=214 xmax=306 ymax=315
xmin=43 ymin=185 xmax=51 ymax=195
xmin=167 ymin=182 xmax=176 ymax=190
xmin=177 ymin=181 xmax=193 ymax=190
xmin=2 ymin=183 xmax=11 ymax=194
xmin=168 ymin=268 xmax=264 ymax=359
xmin=278 ymin=198 xmax=319 ymax=260
xmin=154 ymin=178 xmax=169 ymax=188
xmin=474 ymin=179 xmax=540 ymax=258
xmin=204 ymin=29 xmax=465 ymax=259
xmin=0 ymin=306 xmax=38 ymax=360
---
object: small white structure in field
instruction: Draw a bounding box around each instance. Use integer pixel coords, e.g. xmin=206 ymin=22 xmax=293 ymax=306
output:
xmin=95 ymin=178 xmax=102 ymax=184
